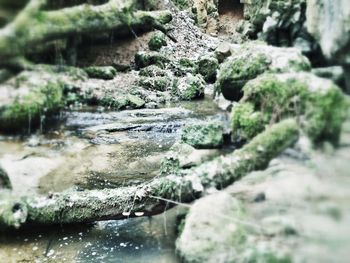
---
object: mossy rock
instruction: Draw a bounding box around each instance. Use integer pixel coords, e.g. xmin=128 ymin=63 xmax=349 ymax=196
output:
xmin=0 ymin=166 xmax=11 ymax=190
xmin=216 ymin=53 xmax=270 ymax=101
xmin=231 ymin=102 xmax=265 ymax=142
xmin=84 ymin=66 xmax=117 ymax=80
xmin=139 ymin=76 xmax=171 ymax=91
xmin=181 ymin=121 xmax=224 ymax=149
xmin=197 ymin=56 xmax=219 ymax=82
xmin=233 ymin=73 xmax=348 ymax=145
xmin=171 ymin=58 xmax=198 ymax=77
xmin=215 ymin=43 xmax=311 ymax=101
xmin=176 ymin=192 xmax=248 ymax=263
xmin=0 ymin=71 xmax=66 ymax=133
xmin=148 ymin=32 xmax=167 ymax=51
xmin=174 ymin=74 xmax=205 ymax=100
xmin=171 ymin=0 xmax=190 ymax=10
xmin=135 ymin=51 xmax=170 ymax=69
xmin=98 ymin=93 xmax=145 ymax=110
xmin=127 ymin=94 xmax=145 ymax=109
xmin=139 ymin=65 xmax=167 ymax=77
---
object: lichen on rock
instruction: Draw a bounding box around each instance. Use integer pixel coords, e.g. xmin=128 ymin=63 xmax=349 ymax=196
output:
xmin=181 ymin=121 xmax=224 ymax=149
xmin=0 ymin=66 xmax=87 ymax=132
xmin=173 ymin=73 xmax=205 ymax=100
xmin=148 ymin=31 xmax=167 ymax=51
xmin=232 ymin=72 xmax=348 ymax=145
xmin=215 ymin=43 xmax=311 ymax=101
xmin=84 ymin=66 xmax=117 ymax=80
xmin=197 ymin=55 xmax=219 ymax=82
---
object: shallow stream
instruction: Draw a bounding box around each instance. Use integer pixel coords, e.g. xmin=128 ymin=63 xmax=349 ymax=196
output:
xmin=0 ymin=98 xmax=226 ymax=262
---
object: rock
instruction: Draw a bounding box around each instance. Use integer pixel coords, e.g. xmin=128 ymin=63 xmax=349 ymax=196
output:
xmin=0 ymin=66 xmax=87 ymax=132
xmin=234 ymin=72 xmax=348 ymax=145
xmin=139 ymin=65 xmax=167 ymax=77
xmin=312 ymin=66 xmax=345 ymax=88
xmin=171 ymin=0 xmax=191 ymax=10
xmin=192 ymin=0 xmax=219 ymax=34
xmin=148 ymin=31 xmax=167 ymax=51
xmin=174 ymin=73 xmax=205 ymax=100
xmin=126 ymin=94 xmax=145 ymax=109
xmin=306 ymin=0 xmax=350 ymax=64
xmin=262 ymin=215 xmax=298 ymax=236
xmin=139 ymin=76 xmax=172 ymax=91
xmin=171 ymin=58 xmax=198 ymax=77
xmin=176 ymin=192 xmax=247 ymax=263
xmin=243 ymin=0 xmax=308 ymax=47
xmin=214 ymin=42 xmax=232 ymax=63
xmin=134 ymin=51 xmax=170 ymax=69
xmin=231 ymin=102 xmax=265 ymax=141
xmin=181 ymin=121 xmax=223 ymax=148
xmin=215 ymin=43 xmax=311 ymax=101
xmin=84 ymin=66 xmax=117 ymax=80
xmin=197 ymin=56 xmax=219 ymax=82
xmin=160 ymin=142 xmax=221 ymax=175
xmin=0 ymin=165 xmax=11 ymax=189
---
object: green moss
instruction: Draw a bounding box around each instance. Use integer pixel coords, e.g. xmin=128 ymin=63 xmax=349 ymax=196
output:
xmin=139 ymin=65 xmax=167 ymax=77
xmin=174 ymin=74 xmax=205 ymax=100
xmin=84 ymin=66 xmax=117 ymax=80
xmin=171 ymin=0 xmax=189 ymax=10
xmin=216 ymin=53 xmax=270 ymax=101
xmin=139 ymin=76 xmax=171 ymax=91
xmin=160 ymin=156 xmax=181 ymax=176
xmin=197 ymin=56 xmax=219 ymax=82
xmin=236 ymin=73 xmax=348 ymax=145
xmin=172 ymin=58 xmax=198 ymax=77
xmin=0 ymin=81 xmax=63 ymax=132
xmin=231 ymin=102 xmax=265 ymax=141
xmin=127 ymin=94 xmax=145 ymax=109
xmin=148 ymin=32 xmax=167 ymax=51
xmin=243 ymin=247 xmax=292 ymax=263
xmin=181 ymin=121 xmax=224 ymax=148
xmin=135 ymin=51 xmax=170 ymax=69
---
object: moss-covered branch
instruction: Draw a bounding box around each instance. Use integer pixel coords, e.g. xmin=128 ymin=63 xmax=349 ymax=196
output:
xmin=0 ymin=119 xmax=298 ymax=230
xmin=0 ymin=0 xmax=172 ymax=60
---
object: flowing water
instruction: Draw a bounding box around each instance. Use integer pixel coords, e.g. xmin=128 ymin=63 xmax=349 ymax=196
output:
xmin=0 ymin=98 xmax=227 ymax=262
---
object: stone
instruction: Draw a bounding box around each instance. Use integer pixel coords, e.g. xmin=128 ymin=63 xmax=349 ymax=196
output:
xmin=306 ymin=0 xmax=350 ymax=64
xmin=84 ymin=66 xmax=117 ymax=80
xmin=0 ymin=65 xmax=87 ymax=132
xmin=234 ymin=72 xmax=348 ymax=145
xmin=197 ymin=56 xmax=219 ymax=82
xmin=215 ymin=43 xmax=311 ymax=101
xmin=176 ymin=192 xmax=247 ymax=263
xmin=148 ymin=31 xmax=167 ymax=51
xmin=174 ymin=74 xmax=205 ymax=100
xmin=139 ymin=76 xmax=172 ymax=91
xmin=0 ymin=165 xmax=11 ymax=189
xmin=135 ymin=51 xmax=170 ymax=69
xmin=181 ymin=121 xmax=223 ymax=148
xmin=312 ymin=66 xmax=345 ymax=88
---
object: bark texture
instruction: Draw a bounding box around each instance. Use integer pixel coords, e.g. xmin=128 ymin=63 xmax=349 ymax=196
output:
xmin=0 ymin=0 xmax=172 ymax=61
xmin=0 ymin=119 xmax=299 ymax=230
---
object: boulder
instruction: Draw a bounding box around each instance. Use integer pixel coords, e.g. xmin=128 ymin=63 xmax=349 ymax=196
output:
xmin=232 ymin=72 xmax=348 ymax=144
xmin=148 ymin=31 xmax=167 ymax=51
xmin=174 ymin=74 xmax=205 ymax=100
xmin=176 ymin=192 xmax=247 ymax=263
xmin=216 ymin=43 xmax=310 ymax=101
xmin=306 ymin=0 xmax=350 ymax=64
xmin=0 ymin=65 xmax=87 ymax=132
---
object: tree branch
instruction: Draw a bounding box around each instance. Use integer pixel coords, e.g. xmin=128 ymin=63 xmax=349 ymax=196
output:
xmin=0 ymin=119 xmax=299 ymax=230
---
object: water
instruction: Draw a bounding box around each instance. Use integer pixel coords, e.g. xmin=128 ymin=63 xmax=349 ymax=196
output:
xmin=0 ymin=98 xmax=226 ymax=262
